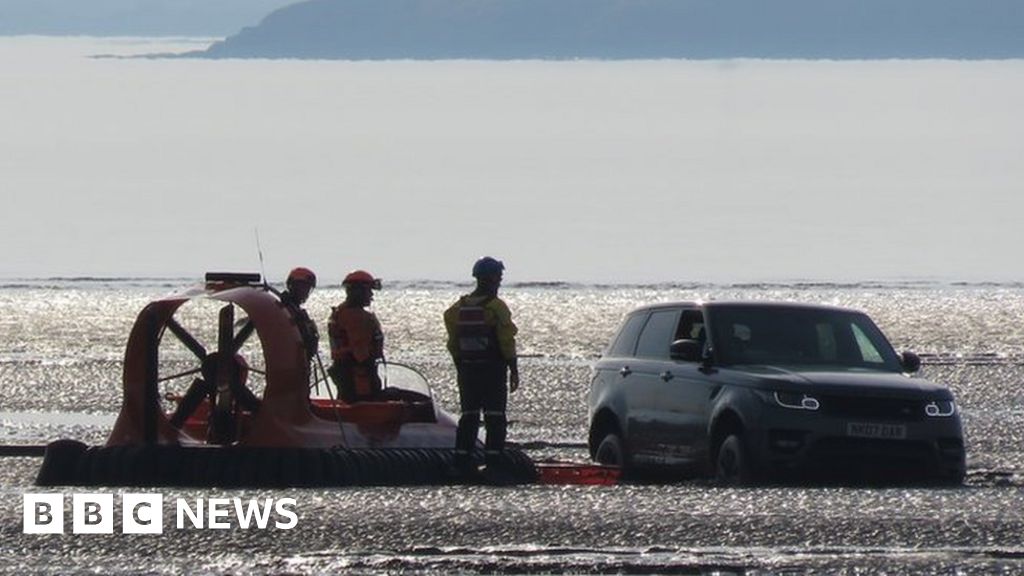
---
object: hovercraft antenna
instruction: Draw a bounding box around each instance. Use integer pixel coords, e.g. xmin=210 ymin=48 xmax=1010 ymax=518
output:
xmin=255 ymin=227 xmax=267 ymax=288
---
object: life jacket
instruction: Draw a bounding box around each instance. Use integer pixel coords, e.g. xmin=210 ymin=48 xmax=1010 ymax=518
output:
xmin=328 ymin=304 xmax=384 ymax=398
xmin=329 ymin=305 xmax=383 ymax=363
xmin=455 ymin=296 xmax=502 ymax=363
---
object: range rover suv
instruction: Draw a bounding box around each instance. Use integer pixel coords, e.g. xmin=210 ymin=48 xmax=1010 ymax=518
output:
xmin=586 ymin=301 xmax=966 ymax=484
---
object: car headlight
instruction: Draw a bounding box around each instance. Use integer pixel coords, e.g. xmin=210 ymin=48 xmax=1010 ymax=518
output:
xmin=925 ymin=400 xmax=956 ymax=417
xmin=774 ymin=391 xmax=820 ymax=411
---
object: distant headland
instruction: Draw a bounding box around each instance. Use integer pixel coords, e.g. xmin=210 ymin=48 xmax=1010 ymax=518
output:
xmin=194 ymin=0 xmax=1024 ymax=60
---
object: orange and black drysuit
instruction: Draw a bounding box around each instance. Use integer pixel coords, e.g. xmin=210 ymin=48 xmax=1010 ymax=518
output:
xmin=443 ymin=293 xmax=518 ymax=467
xmin=328 ymin=302 xmax=384 ymax=402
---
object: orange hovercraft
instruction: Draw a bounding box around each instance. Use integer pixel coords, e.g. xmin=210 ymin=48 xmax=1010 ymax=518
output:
xmin=35 ymin=273 xmax=538 ymax=487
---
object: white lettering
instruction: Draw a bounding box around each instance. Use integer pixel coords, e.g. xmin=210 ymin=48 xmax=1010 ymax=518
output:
xmin=208 ymin=498 xmax=231 ymax=529
xmin=123 ymin=494 xmax=163 ymax=535
xmin=23 ymin=494 xmax=64 ymax=534
xmin=275 ymin=498 xmax=298 ymax=529
xmin=72 ymin=494 xmax=113 ymax=534
xmin=176 ymin=498 xmax=203 ymax=529
xmin=24 ymin=494 xmax=299 ymax=534
xmin=234 ymin=498 xmax=273 ymax=529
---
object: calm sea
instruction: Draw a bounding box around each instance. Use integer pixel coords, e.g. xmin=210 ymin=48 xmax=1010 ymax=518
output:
xmin=3 ymin=37 xmax=1022 ymax=283
xmin=1 ymin=279 xmax=1023 ymax=574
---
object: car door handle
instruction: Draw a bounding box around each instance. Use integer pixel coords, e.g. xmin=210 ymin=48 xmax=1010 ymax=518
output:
xmin=619 ymin=366 xmax=632 ymax=377
xmin=660 ymin=370 xmax=674 ymax=382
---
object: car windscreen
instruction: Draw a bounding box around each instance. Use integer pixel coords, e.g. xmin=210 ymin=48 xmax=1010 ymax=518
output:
xmin=706 ymin=306 xmax=902 ymax=370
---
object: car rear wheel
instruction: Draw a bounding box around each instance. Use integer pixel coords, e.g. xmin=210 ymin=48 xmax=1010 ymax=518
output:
xmin=716 ymin=434 xmax=754 ymax=486
xmin=594 ymin=432 xmax=627 ymax=469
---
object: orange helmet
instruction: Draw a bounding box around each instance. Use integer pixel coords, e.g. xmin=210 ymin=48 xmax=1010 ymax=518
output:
xmin=343 ymin=270 xmax=382 ymax=290
xmin=287 ymin=267 xmax=317 ymax=287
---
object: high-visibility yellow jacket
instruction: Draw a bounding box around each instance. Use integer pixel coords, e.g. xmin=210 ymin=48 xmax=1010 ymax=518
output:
xmin=444 ymin=294 xmax=517 ymax=363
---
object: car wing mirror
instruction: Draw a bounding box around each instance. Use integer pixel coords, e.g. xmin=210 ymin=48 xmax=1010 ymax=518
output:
xmin=670 ymin=339 xmax=703 ymax=362
xmin=901 ymin=351 xmax=921 ymax=373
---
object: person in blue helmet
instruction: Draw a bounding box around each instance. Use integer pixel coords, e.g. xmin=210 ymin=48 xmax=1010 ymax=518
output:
xmin=443 ymin=256 xmax=520 ymax=476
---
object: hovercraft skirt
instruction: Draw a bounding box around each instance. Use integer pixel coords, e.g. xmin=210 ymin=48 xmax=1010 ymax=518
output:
xmin=35 ymin=440 xmax=537 ymax=487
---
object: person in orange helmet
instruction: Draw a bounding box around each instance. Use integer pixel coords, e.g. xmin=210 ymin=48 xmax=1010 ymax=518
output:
xmin=281 ymin=267 xmax=320 ymax=361
xmin=327 ymin=270 xmax=384 ymax=402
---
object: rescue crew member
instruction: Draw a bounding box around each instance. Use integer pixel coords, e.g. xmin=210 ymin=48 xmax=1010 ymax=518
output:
xmin=328 ymin=270 xmax=384 ymax=403
xmin=443 ymin=256 xmax=519 ymax=474
xmin=280 ymin=267 xmax=320 ymax=360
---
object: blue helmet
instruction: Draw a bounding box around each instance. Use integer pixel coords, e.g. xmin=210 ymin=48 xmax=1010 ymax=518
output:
xmin=472 ymin=256 xmax=505 ymax=278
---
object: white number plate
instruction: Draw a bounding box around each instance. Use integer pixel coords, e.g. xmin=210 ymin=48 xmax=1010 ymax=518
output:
xmin=846 ymin=422 xmax=907 ymax=440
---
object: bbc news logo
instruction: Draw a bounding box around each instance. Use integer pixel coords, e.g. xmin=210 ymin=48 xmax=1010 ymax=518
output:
xmin=24 ymin=494 xmax=298 ymax=534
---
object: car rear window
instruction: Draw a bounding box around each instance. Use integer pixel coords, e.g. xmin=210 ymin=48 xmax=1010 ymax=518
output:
xmin=635 ymin=309 xmax=680 ymax=359
xmin=606 ymin=312 xmax=647 ymax=357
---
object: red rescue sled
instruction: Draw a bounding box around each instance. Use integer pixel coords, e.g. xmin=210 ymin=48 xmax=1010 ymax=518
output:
xmin=535 ymin=461 xmax=621 ymax=485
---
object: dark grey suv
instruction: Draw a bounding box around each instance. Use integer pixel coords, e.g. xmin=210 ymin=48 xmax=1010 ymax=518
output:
xmin=586 ymin=301 xmax=966 ymax=484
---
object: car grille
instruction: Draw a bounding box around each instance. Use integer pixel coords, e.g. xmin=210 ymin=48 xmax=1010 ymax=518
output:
xmin=801 ymin=437 xmax=940 ymax=480
xmin=810 ymin=437 xmax=932 ymax=459
xmin=817 ymin=395 xmax=925 ymax=422
xmin=765 ymin=435 xmax=964 ymax=483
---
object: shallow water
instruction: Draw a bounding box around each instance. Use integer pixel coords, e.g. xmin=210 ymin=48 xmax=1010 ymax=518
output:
xmin=2 ymin=280 xmax=1024 ymax=574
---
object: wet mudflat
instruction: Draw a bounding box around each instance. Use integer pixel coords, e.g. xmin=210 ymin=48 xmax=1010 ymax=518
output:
xmin=2 ymin=281 xmax=1024 ymax=574
xmin=2 ymin=450 xmax=1023 ymax=575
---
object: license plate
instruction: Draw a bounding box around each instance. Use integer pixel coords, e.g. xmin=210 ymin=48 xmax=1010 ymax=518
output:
xmin=846 ymin=422 xmax=907 ymax=439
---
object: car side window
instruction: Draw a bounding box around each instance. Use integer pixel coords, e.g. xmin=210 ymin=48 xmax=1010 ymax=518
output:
xmin=675 ymin=310 xmax=706 ymax=343
xmin=606 ymin=313 xmax=648 ymax=357
xmin=851 ymin=323 xmax=885 ymax=363
xmin=634 ymin=309 xmax=680 ymax=359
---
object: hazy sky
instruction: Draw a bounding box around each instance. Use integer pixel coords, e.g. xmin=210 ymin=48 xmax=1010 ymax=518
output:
xmin=1 ymin=37 xmax=1022 ymax=284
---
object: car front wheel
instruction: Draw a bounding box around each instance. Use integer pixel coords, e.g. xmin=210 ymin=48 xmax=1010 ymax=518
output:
xmin=716 ymin=434 xmax=754 ymax=486
xmin=594 ymin=432 xmax=627 ymax=469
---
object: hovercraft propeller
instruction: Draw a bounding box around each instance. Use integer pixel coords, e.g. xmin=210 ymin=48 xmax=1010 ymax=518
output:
xmin=164 ymin=303 xmax=260 ymax=444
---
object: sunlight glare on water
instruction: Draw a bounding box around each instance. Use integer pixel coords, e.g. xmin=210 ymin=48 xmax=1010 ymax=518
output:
xmin=2 ymin=280 xmax=1024 ymax=574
